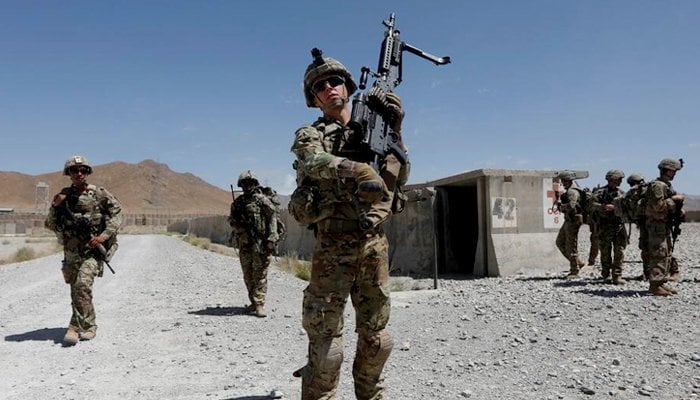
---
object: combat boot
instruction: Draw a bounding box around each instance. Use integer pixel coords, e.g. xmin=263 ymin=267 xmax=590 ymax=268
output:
xmin=661 ymin=285 xmax=679 ymax=294
xmin=254 ymin=304 xmax=267 ymax=318
xmin=649 ymin=284 xmax=671 ymax=297
xmin=612 ymin=276 xmax=625 ymax=285
xmin=63 ymin=326 xmax=79 ymax=346
xmin=80 ymin=328 xmax=97 ymax=341
xmin=565 ymin=271 xmax=579 ymax=279
xmin=668 ymin=271 xmax=681 ymax=282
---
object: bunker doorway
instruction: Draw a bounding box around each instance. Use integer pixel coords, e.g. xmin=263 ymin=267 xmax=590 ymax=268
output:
xmin=436 ymin=185 xmax=479 ymax=275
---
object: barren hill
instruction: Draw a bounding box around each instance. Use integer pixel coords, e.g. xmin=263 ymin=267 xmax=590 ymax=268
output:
xmin=0 ymin=160 xmax=232 ymax=215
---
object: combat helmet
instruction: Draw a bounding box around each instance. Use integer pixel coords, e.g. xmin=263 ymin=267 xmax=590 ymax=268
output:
xmin=303 ymin=48 xmax=357 ymax=108
xmin=237 ymin=170 xmax=259 ymax=187
xmin=557 ymin=170 xmax=576 ymax=181
xmin=605 ymin=169 xmax=625 ymax=181
xmin=63 ymin=155 xmax=92 ymax=176
xmin=657 ymin=158 xmax=683 ymax=171
xmin=626 ymin=173 xmax=645 ymax=186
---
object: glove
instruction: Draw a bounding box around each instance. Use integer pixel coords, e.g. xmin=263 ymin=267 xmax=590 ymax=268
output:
xmin=338 ymin=160 xmax=390 ymax=204
xmin=367 ymin=87 xmax=404 ymax=134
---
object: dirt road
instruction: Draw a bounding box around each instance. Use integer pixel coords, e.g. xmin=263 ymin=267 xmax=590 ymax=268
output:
xmin=1 ymin=230 xmax=699 ymax=399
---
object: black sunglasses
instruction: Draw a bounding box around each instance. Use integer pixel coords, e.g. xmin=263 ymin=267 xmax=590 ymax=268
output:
xmin=312 ymin=75 xmax=345 ymax=93
xmin=68 ymin=166 xmax=90 ymax=174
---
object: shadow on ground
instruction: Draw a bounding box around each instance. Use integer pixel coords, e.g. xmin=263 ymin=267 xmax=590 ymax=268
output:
xmin=188 ymin=306 xmax=252 ymax=316
xmin=5 ymin=327 xmax=64 ymax=344
xmin=576 ymin=288 xmax=649 ymax=298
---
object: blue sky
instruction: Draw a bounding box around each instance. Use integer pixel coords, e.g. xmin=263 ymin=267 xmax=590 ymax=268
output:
xmin=1 ymin=1 xmax=698 ymax=195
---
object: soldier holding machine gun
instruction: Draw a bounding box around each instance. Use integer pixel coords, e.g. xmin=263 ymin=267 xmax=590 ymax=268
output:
xmin=45 ymin=155 xmax=122 ymax=346
xmin=645 ymin=158 xmax=685 ymax=296
xmin=289 ymin=13 xmax=449 ymax=399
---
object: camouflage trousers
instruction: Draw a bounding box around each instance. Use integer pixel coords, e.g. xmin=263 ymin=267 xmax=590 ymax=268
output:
xmin=238 ymin=245 xmax=270 ymax=306
xmin=62 ymin=249 xmax=102 ymax=332
xmin=588 ymin=223 xmax=599 ymax=264
xmin=645 ymin=221 xmax=674 ymax=285
xmin=637 ymin=223 xmax=650 ymax=274
xmin=556 ymin=220 xmax=582 ymax=272
xmin=298 ymin=229 xmax=392 ymax=400
xmin=597 ymin=223 xmax=627 ymax=278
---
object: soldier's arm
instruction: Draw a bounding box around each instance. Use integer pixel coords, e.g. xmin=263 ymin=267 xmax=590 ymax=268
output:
xmin=561 ymin=188 xmax=580 ymax=215
xmin=98 ymin=188 xmax=122 ymax=239
xmin=291 ymin=125 xmax=346 ymax=180
xmin=649 ymin=182 xmax=676 ymax=215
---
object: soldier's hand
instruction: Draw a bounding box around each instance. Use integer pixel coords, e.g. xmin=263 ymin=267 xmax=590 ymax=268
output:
xmin=88 ymin=234 xmax=108 ymax=248
xmin=338 ymin=160 xmax=390 ymax=204
xmin=51 ymin=193 xmax=67 ymax=208
xmin=604 ymin=204 xmax=615 ymax=212
xmin=574 ymin=214 xmax=584 ymax=226
xmin=265 ymin=241 xmax=276 ymax=254
xmin=367 ymin=87 xmax=404 ymax=134
xmin=671 ymin=194 xmax=685 ymax=203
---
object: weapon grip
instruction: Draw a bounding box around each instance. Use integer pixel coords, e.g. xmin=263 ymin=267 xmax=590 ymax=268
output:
xmin=359 ymin=67 xmax=371 ymax=90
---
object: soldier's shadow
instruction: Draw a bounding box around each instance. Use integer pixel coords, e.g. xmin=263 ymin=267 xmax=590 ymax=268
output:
xmin=552 ymin=279 xmax=597 ymax=288
xmin=221 ymin=397 xmax=279 ymax=400
xmin=188 ymin=306 xmax=251 ymax=317
xmin=5 ymin=327 xmax=64 ymax=344
xmin=576 ymin=288 xmax=648 ymax=298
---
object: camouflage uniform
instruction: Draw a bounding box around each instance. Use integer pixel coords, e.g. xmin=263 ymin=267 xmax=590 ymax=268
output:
xmin=588 ymin=219 xmax=599 ymax=266
xmin=45 ymin=156 xmax=122 ymax=344
xmin=291 ymin=51 xmax=409 ymax=400
xmin=555 ymin=172 xmax=584 ymax=276
xmin=644 ymin=159 xmax=684 ymax=294
xmin=625 ymin=174 xmax=649 ymax=278
xmin=590 ymin=171 xmax=626 ymax=283
xmin=228 ymin=172 xmax=279 ymax=315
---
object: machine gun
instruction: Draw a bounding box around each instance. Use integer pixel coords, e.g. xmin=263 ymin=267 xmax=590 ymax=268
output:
xmin=670 ymin=158 xmax=685 ymax=252
xmin=670 ymin=198 xmax=685 ymax=252
xmin=60 ymin=201 xmax=115 ymax=274
xmin=348 ymin=13 xmax=450 ymax=173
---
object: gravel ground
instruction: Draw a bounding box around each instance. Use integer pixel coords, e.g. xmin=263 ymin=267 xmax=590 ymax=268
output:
xmin=1 ymin=224 xmax=699 ymax=400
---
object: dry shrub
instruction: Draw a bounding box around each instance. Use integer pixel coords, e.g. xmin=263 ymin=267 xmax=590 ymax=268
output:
xmin=13 ymin=247 xmax=37 ymax=262
xmin=182 ymin=235 xmax=211 ymax=250
xmin=277 ymin=253 xmax=311 ymax=281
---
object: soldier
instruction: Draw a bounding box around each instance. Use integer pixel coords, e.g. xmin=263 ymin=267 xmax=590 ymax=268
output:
xmin=45 ymin=155 xmax=122 ymax=346
xmin=645 ymin=158 xmax=685 ymax=296
xmin=555 ymin=171 xmax=585 ymax=277
xmin=590 ymin=170 xmax=627 ymax=284
xmin=624 ymin=173 xmax=648 ymax=280
xmin=228 ymin=170 xmax=279 ymax=318
xmin=289 ymin=50 xmax=409 ymax=399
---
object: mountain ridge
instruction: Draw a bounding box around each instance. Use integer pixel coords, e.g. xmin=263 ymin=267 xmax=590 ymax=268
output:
xmin=0 ymin=159 xmax=233 ymax=215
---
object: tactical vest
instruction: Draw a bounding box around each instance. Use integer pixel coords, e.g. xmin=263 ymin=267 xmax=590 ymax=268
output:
xmin=60 ymin=184 xmax=108 ymax=239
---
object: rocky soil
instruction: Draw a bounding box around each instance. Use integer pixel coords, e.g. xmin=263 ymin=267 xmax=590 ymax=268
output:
xmin=1 ymin=225 xmax=699 ymax=400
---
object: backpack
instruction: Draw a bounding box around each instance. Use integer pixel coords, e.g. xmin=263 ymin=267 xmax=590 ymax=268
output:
xmin=260 ymin=186 xmax=287 ymax=241
xmin=571 ymin=187 xmax=593 ymax=224
xmin=621 ymin=182 xmax=649 ymax=223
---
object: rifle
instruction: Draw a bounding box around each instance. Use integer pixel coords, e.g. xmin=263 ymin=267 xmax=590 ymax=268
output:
xmin=670 ymin=198 xmax=684 ymax=252
xmin=669 ymin=158 xmax=685 ymax=252
xmin=59 ymin=201 xmax=115 ymax=274
xmin=348 ymin=12 xmax=450 ymax=173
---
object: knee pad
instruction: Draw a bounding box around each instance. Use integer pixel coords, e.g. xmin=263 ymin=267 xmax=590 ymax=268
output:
xmin=310 ymin=336 xmax=344 ymax=372
xmin=358 ymin=329 xmax=393 ymax=363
